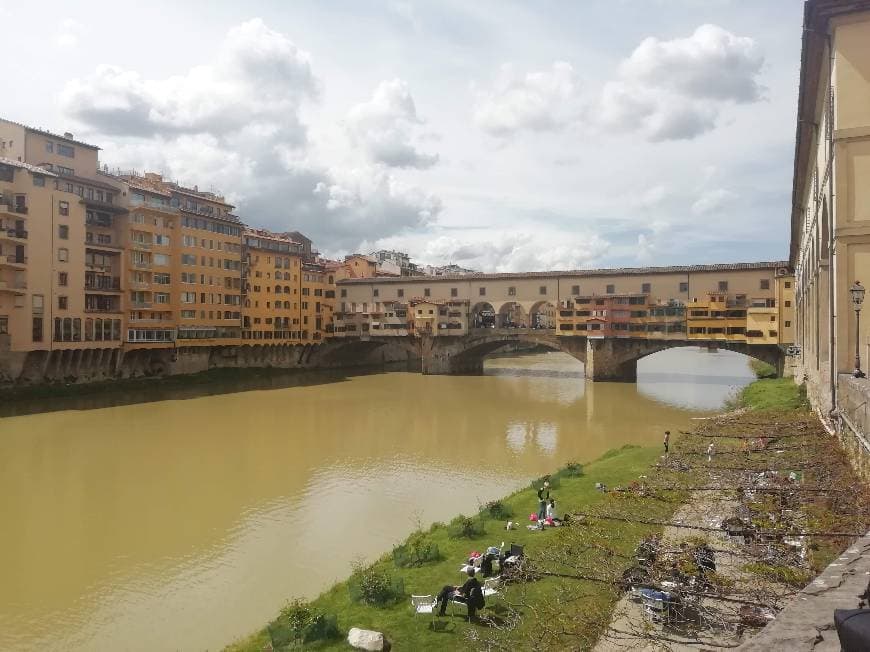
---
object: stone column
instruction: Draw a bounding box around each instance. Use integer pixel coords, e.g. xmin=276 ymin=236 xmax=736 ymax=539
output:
xmin=585 ymin=338 xmax=638 ymax=382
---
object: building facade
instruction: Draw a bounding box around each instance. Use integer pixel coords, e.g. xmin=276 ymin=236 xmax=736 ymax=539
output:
xmin=791 ymin=0 xmax=870 ymax=415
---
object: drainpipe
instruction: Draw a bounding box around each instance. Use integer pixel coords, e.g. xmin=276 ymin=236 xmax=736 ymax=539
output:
xmin=827 ymin=35 xmax=837 ymax=418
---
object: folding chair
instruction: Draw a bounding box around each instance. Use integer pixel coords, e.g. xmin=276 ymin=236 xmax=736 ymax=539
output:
xmin=411 ymin=595 xmax=436 ymax=621
xmin=482 ymin=577 xmax=500 ymax=598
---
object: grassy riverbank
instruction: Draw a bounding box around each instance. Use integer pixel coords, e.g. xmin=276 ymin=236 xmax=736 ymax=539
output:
xmin=226 ymin=444 xmax=677 ymax=651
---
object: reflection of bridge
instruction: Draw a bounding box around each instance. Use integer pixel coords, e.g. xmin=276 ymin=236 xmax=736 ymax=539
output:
xmin=324 ymin=328 xmax=784 ymax=382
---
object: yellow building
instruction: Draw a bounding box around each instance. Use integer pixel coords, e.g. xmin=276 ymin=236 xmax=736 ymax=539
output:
xmin=242 ymin=229 xmax=304 ymax=342
xmin=791 ymin=0 xmax=870 ymax=413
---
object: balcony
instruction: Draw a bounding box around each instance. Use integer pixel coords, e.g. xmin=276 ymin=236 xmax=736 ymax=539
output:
xmin=84 ymin=307 xmax=122 ymax=314
xmin=0 ymin=279 xmax=26 ymax=294
xmin=1 ymin=255 xmax=26 ymax=268
xmin=1 ymin=229 xmax=27 ymax=241
xmin=130 ymin=240 xmax=153 ymax=250
xmin=133 ymin=261 xmax=152 ymax=269
xmin=130 ymin=301 xmax=153 ymax=309
xmin=85 ymin=277 xmax=121 ymax=292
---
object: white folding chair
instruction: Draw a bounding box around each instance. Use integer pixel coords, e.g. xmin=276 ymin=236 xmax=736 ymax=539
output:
xmin=411 ymin=595 xmax=436 ymax=620
xmin=641 ymin=595 xmax=666 ymax=624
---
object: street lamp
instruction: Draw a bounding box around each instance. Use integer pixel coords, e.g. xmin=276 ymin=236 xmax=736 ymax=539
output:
xmin=850 ymin=280 xmax=866 ymax=378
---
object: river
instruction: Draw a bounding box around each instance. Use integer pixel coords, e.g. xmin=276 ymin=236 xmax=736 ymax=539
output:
xmin=0 ymin=347 xmax=754 ymax=651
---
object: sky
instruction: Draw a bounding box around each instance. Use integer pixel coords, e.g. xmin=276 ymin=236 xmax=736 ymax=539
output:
xmin=0 ymin=0 xmax=804 ymax=272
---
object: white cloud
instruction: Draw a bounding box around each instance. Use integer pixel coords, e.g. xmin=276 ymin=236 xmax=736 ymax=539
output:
xmin=691 ymin=188 xmax=736 ymax=215
xmin=346 ymin=79 xmax=438 ymax=169
xmin=56 ymin=18 xmax=82 ymax=48
xmin=597 ymin=24 xmax=764 ymax=141
xmin=473 ymin=62 xmax=582 ymax=137
xmin=62 ymin=19 xmax=441 ymax=249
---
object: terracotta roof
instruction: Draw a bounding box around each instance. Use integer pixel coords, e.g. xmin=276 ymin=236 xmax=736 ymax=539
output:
xmin=0 ymin=156 xmax=58 ymax=177
xmin=0 ymin=117 xmax=100 ymax=149
xmin=338 ymin=261 xmax=791 ymax=285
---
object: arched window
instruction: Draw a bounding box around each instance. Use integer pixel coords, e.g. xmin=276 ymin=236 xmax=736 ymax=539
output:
xmin=73 ymin=318 xmax=81 ymax=341
xmin=54 ymin=318 xmax=62 ymax=341
xmin=63 ymin=318 xmax=72 ymax=341
xmin=95 ymin=318 xmax=103 ymax=341
xmin=284 ymin=286 xmax=290 ymax=294
xmin=85 ymin=318 xmax=93 ymax=341
xmin=275 ymin=285 xmax=282 ymax=294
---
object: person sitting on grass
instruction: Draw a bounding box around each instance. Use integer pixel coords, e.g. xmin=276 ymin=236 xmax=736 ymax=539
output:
xmin=436 ymin=567 xmax=484 ymax=618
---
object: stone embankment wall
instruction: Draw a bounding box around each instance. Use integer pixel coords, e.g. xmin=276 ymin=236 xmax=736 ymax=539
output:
xmin=0 ymin=338 xmax=420 ymax=387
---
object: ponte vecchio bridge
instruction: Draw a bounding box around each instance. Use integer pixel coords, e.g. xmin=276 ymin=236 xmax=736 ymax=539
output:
xmin=328 ymin=261 xmax=795 ymax=381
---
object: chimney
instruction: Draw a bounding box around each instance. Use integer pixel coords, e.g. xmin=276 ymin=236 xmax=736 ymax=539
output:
xmin=63 ymin=132 xmax=74 ymax=140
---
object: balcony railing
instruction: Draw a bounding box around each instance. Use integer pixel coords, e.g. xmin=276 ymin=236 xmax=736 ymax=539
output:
xmin=133 ymin=261 xmax=152 ymax=269
xmin=84 ymin=306 xmax=122 ymax=314
xmin=4 ymin=229 xmax=27 ymax=239
xmin=131 ymin=240 xmax=153 ymax=250
xmin=85 ymin=277 xmax=121 ymax=291
xmin=0 ymin=280 xmax=26 ymax=291
xmin=130 ymin=301 xmax=153 ymax=309
xmin=4 ymin=255 xmax=26 ymax=264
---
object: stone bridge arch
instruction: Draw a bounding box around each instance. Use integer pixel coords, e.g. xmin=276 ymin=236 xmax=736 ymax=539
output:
xmin=422 ymin=329 xmax=587 ymax=375
xmin=314 ymin=336 xmax=422 ymax=369
xmin=584 ymin=338 xmax=784 ymax=382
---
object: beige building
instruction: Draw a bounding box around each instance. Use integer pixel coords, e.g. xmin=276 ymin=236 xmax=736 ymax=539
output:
xmin=791 ymin=0 xmax=870 ymax=413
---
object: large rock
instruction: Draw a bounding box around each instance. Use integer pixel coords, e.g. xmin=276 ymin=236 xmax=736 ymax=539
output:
xmin=347 ymin=627 xmax=385 ymax=651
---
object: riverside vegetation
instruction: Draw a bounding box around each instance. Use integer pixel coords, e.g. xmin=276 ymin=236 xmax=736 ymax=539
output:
xmin=227 ymin=376 xmax=870 ymax=651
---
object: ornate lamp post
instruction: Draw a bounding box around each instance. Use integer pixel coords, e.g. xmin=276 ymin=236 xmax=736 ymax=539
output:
xmin=850 ymin=281 xmax=866 ymax=378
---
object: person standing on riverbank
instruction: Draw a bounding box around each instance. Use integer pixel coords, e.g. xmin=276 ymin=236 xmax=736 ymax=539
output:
xmin=537 ymin=481 xmax=550 ymax=522
xmin=707 ymin=442 xmax=715 ymax=462
xmin=663 ymin=431 xmax=670 ymax=455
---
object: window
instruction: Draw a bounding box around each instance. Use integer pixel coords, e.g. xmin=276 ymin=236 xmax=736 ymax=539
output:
xmin=641 ymin=283 xmax=651 ymax=293
xmin=760 ymin=279 xmax=770 ymax=290
xmin=58 ymin=272 xmax=68 ymax=287
xmin=59 ymin=201 xmax=69 ymax=216
xmin=398 ymin=289 xmax=404 ymax=298
xmin=181 ymin=310 xmax=196 ymax=319
xmin=181 ymin=292 xmax=196 ymax=303
xmin=536 ymin=285 xmax=545 ymax=295
xmin=58 ymin=248 xmax=69 ymax=262
xmin=373 ymin=288 xmax=379 ymax=297
xmin=785 ymin=320 xmax=792 ymax=327
xmin=679 ymin=281 xmax=689 ymax=293
xmin=571 ymin=285 xmax=580 ymax=295
xmin=340 ymin=289 xmax=347 ymax=297
xmin=424 ymin=288 xmax=431 ymax=297
xmin=770 ymin=316 xmax=776 ymax=322
xmin=479 ymin=287 xmax=486 ymax=296
xmin=57 ymin=166 xmax=74 ymax=176
xmin=45 ymin=141 xmax=54 ymax=153
xmin=785 ymin=281 xmax=792 ymax=289
xmin=155 ymin=293 xmax=170 ymax=304
xmin=33 ymin=175 xmax=45 ymax=187
xmin=154 ymin=273 xmax=171 ymax=284
xmin=57 ymin=144 xmax=75 ymax=158
xmin=718 ymin=281 xmax=728 ymax=292
xmin=0 ymin=317 xmax=6 ymax=334
xmin=58 ymin=296 xmax=68 ymax=310
xmin=785 ymin=300 xmax=792 ymax=307
xmin=58 ymin=225 xmax=69 ymax=239
xmin=32 ymin=317 xmax=43 ymax=342
xmin=451 ymin=288 xmax=458 ymax=297
xmin=508 ymin=286 xmax=516 ymax=296
xmin=606 ymin=284 xmax=615 ymax=294
xmin=181 ymin=254 xmax=197 ymax=265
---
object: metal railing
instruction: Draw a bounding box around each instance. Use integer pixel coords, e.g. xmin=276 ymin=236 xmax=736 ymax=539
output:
xmin=85 ymin=277 xmax=121 ymax=291
xmin=4 ymin=229 xmax=27 ymax=239
xmin=4 ymin=255 xmax=26 ymax=264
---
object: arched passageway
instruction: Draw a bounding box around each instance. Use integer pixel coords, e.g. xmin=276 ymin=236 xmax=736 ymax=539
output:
xmin=530 ymin=301 xmax=557 ymax=330
xmin=471 ymin=302 xmax=496 ymax=329
xmin=498 ymin=302 xmax=528 ymax=328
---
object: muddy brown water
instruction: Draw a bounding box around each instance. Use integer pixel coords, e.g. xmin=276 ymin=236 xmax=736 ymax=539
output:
xmin=0 ymin=348 xmax=753 ymax=651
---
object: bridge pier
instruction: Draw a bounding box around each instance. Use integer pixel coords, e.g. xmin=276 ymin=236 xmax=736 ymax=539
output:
xmin=585 ymin=338 xmax=638 ymax=382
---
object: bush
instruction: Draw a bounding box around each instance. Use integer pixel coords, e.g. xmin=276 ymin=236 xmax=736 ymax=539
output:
xmin=749 ymin=359 xmax=778 ymax=379
xmin=268 ymin=599 xmax=341 ymax=648
xmin=556 ymin=461 xmax=584 ymax=478
xmin=600 ymin=444 xmax=641 ymax=460
xmin=447 ymin=514 xmax=486 ymax=539
xmin=744 ymin=563 xmax=813 ymax=588
xmin=529 ymin=474 xmax=560 ymax=490
xmin=348 ymin=564 xmax=404 ymax=606
xmin=481 ymin=499 xmax=513 ymax=520
xmin=392 ymin=531 xmax=441 ymax=567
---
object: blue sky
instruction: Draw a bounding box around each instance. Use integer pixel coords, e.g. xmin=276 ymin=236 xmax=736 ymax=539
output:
xmin=0 ymin=0 xmax=804 ymax=271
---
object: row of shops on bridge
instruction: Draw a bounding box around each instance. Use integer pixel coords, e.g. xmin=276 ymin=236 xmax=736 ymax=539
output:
xmin=331 ymin=289 xmax=793 ymax=347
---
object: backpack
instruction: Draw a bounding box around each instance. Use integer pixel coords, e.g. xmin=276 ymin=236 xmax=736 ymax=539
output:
xmin=469 ymin=584 xmax=485 ymax=609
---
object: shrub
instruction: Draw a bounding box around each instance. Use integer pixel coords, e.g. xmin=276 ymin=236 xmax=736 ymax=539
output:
xmin=348 ymin=564 xmax=404 ymax=606
xmin=529 ymin=474 xmax=560 ymax=490
xmin=268 ymin=599 xmax=341 ymax=647
xmin=447 ymin=514 xmax=486 ymax=539
xmin=600 ymin=444 xmax=641 ymax=460
xmin=392 ymin=531 xmax=441 ymax=567
xmin=749 ymin=359 xmax=778 ymax=379
xmin=744 ymin=563 xmax=813 ymax=588
xmin=557 ymin=461 xmax=584 ymax=478
xmin=481 ymin=499 xmax=513 ymax=520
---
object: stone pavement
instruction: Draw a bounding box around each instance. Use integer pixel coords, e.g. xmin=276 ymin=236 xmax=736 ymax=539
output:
xmin=738 ymin=531 xmax=870 ymax=651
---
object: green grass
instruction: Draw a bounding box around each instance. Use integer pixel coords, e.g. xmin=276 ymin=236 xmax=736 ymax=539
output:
xmin=738 ymin=377 xmax=809 ymax=411
xmin=748 ymin=359 xmax=778 ymax=379
xmin=226 ymin=445 xmax=665 ymax=651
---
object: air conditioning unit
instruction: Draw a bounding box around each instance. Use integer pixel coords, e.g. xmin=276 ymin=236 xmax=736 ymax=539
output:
xmin=776 ymin=267 xmax=789 ymax=277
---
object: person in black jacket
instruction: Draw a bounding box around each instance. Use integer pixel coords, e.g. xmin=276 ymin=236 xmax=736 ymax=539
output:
xmin=537 ymin=480 xmax=550 ymax=522
xmin=436 ymin=567 xmax=483 ymax=617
